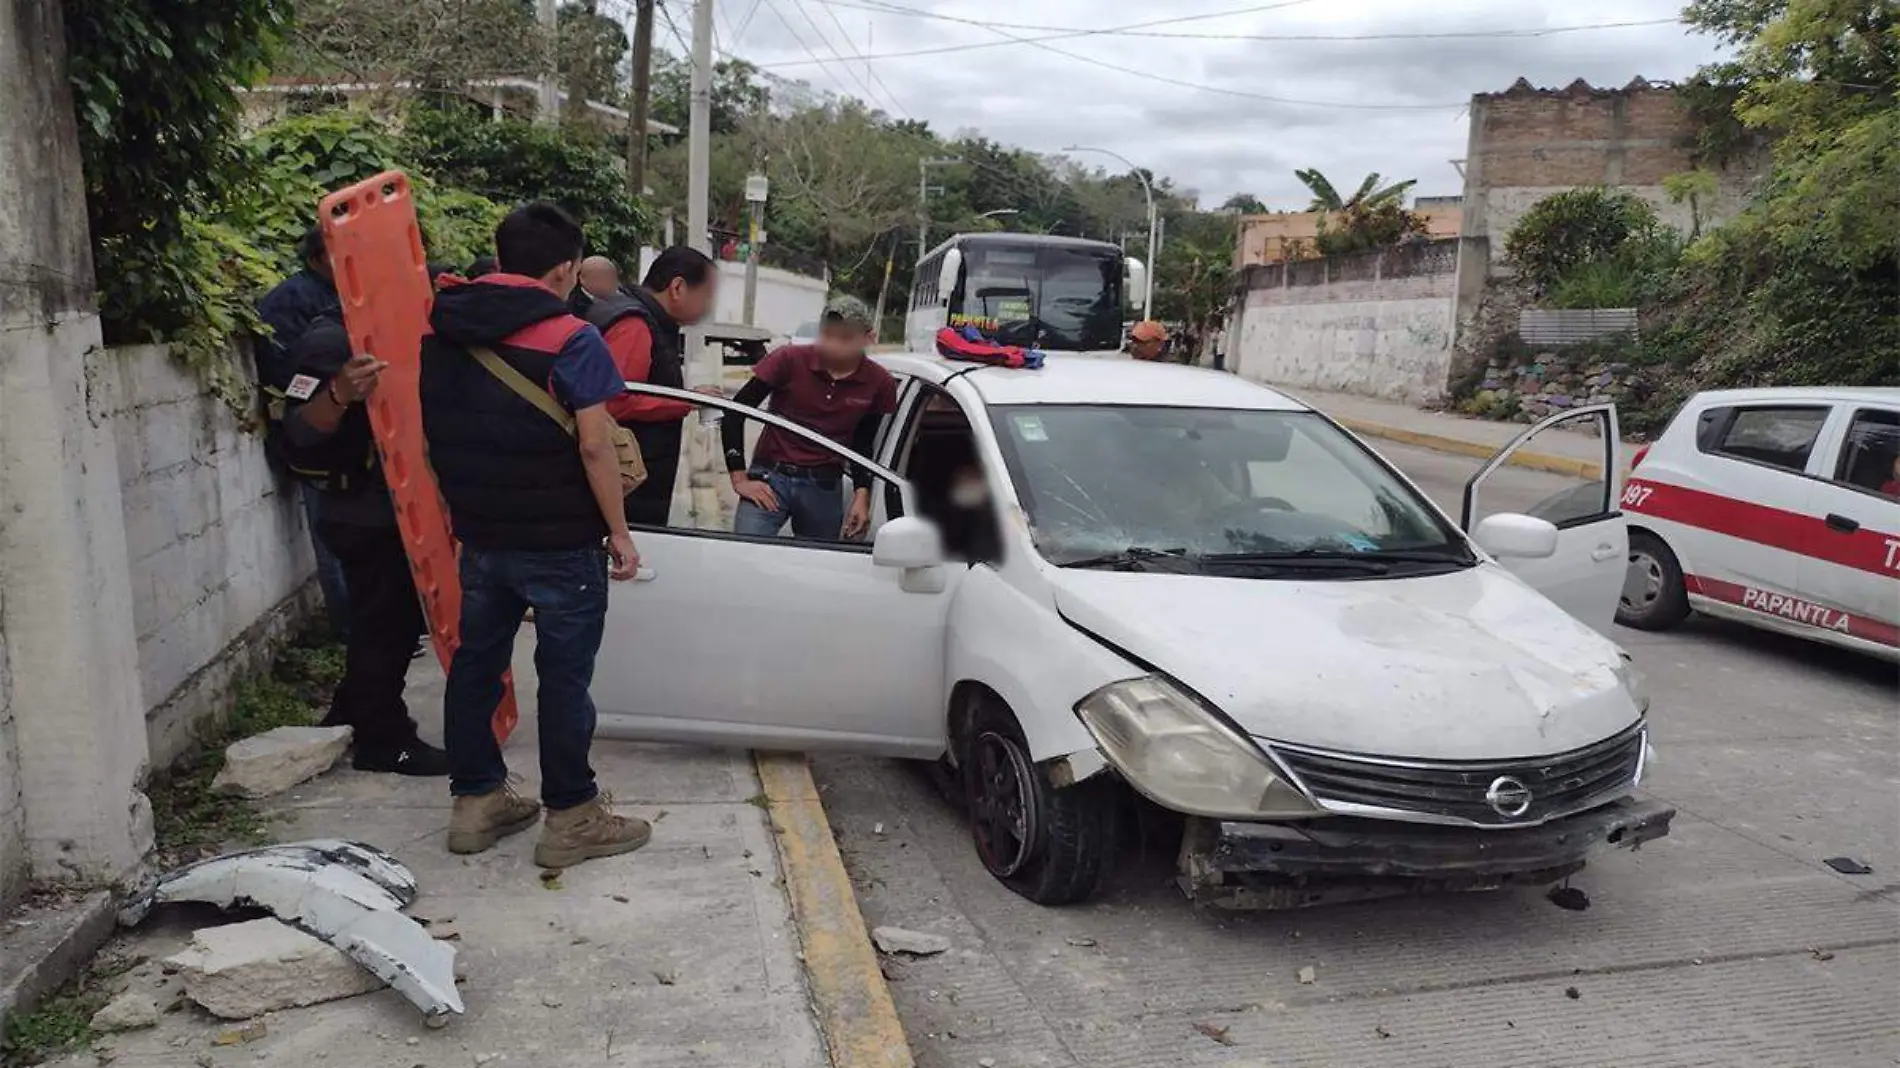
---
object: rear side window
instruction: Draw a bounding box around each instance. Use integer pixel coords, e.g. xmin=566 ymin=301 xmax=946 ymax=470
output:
xmin=1834 ymin=408 xmax=1900 ymax=497
xmin=1706 ymin=406 xmax=1830 ymax=472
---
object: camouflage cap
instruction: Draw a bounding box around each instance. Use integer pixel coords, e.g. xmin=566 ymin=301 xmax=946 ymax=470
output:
xmin=821 ymin=294 xmax=875 ymax=331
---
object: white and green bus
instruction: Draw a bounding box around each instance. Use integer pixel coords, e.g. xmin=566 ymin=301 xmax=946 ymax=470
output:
xmin=905 ymin=233 xmax=1146 ymax=356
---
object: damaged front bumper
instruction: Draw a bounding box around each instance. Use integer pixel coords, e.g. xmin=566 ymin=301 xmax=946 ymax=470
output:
xmin=1178 ymin=797 xmax=1675 ymax=910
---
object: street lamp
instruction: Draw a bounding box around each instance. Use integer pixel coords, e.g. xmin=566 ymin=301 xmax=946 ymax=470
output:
xmin=1063 ymin=144 xmax=1157 ymax=314
xmin=978 ymin=208 xmax=1019 ymax=219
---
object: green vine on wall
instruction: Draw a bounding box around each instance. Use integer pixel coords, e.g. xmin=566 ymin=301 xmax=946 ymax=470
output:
xmin=64 ymin=0 xmax=293 ymax=406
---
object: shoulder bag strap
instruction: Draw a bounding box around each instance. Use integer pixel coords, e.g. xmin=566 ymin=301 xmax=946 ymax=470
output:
xmin=471 ymin=346 xmax=576 ymax=437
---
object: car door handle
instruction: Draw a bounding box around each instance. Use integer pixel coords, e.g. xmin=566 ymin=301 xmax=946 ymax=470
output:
xmin=1825 ymin=513 xmax=1860 ymax=534
xmin=1591 ymin=544 xmax=1620 ymax=562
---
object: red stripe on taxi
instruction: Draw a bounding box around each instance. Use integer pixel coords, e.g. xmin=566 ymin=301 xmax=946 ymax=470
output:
xmin=1686 ymin=575 xmax=1899 ymax=648
xmin=1622 ymin=478 xmax=1900 ymax=579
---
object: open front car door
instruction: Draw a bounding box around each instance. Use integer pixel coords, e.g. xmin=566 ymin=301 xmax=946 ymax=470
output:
xmin=588 ymin=384 xmax=953 ymax=758
xmin=1462 ymin=404 xmax=1628 ymax=634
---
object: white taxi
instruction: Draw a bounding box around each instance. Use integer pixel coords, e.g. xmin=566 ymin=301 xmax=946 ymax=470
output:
xmin=1617 ymin=387 xmax=1900 ymax=662
xmin=595 ymin=356 xmax=1671 ymax=907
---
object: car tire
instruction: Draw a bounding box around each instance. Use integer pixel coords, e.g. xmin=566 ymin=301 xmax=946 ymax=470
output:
xmin=1618 ymin=530 xmax=1691 ymax=630
xmin=962 ymin=700 xmax=1120 ymax=906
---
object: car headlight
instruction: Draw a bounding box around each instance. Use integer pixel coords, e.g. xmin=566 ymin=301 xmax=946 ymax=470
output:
xmin=1613 ymin=656 xmax=1650 ymax=714
xmin=1074 ymin=676 xmax=1320 ymax=819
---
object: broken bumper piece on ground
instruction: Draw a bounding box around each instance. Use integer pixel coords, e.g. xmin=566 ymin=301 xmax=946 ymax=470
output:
xmin=1178 ymin=798 xmax=1677 ymax=910
xmin=119 ymin=839 xmax=464 ymax=1023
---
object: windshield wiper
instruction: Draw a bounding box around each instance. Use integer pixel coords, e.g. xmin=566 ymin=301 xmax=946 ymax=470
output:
xmin=1058 ymin=547 xmax=1199 ymax=573
xmin=1204 ymin=547 xmax=1473 ymax=571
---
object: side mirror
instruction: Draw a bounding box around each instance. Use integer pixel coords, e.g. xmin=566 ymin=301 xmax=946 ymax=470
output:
xmin=937 ymin=249 xmax=962 ymax=303
xmin=873 ymin=516 xmax=945 ymax=570
xmin=1124 ymin=257 xmax=1147 ymax=312
xmin=1471 ymin=513 xmax=1560 ymax=560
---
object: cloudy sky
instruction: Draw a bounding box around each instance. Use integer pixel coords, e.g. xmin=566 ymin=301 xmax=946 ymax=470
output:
xmin=647 ymin=0 xmax=1723 ymax=210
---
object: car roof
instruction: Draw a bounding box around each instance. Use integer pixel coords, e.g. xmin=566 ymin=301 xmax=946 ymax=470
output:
xmin=874 ymin=352 xmax=1311 ymax=411
xmin=1688 ymin=386 xmax=1900 ymax=407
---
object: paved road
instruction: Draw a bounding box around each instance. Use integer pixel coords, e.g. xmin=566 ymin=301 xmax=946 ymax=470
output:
xmin=812 ymin=440 xmax=1900 ymax=1068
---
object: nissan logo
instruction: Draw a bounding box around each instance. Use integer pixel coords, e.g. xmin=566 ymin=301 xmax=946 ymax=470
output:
xmin=1485 ymin=776 xmax=1534 ymax=818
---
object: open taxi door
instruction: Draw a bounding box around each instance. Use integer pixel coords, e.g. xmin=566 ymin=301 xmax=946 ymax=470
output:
xmin=318 ymin=171 xmax=520 ymax=742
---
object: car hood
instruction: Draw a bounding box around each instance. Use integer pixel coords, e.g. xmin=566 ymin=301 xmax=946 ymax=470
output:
xmin=1051 ymin=564 xmax=1640 ymax=761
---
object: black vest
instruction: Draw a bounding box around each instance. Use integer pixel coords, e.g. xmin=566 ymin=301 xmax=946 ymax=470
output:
xmin=419 ymin=318 xmax=608 ymax=551
xmin=586 ymin=289 xmax=686 ymax=465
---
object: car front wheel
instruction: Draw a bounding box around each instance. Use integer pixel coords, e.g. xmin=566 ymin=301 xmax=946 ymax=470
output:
xmin=963 ymin=700 xmax=1120 ymax=905
xmin=1618 ymin=530 xmax=1691 ymax=630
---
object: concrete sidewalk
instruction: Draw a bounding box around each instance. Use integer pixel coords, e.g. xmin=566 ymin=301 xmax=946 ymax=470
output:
xmin=1281 ymin=387 xmax=1626 ymax=478
xmin=75 ymin=643 xmax=908 ymax=1068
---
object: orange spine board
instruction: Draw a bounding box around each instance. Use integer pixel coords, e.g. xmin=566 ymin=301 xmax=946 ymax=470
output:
xmin=319 ymin=171 xmax=519 ymax=744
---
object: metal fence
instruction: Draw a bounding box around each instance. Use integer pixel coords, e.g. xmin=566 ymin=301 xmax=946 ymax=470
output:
xmin=1519 ymin=308 xmax=1638 ymax=346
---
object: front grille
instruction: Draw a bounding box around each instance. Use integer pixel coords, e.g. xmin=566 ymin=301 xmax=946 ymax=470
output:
xmin=1269 ymin=722 xmax=1646 ymax=827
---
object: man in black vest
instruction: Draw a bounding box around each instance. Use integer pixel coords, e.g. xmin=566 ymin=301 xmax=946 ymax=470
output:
xmin=421 ymin=203 xmax=650 ymax=869
xmin=280 ymin=317 xmax=448 ymax=776
xmin=586 ymin=247 xmax=718 ymax=527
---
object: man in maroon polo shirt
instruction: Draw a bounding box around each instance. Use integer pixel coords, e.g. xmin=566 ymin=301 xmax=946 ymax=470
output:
xmin=722 ymin=296 xmax=898 ymax=540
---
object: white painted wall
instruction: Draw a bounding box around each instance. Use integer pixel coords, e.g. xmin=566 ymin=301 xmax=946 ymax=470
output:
xmin=712 ymin=263 xmax=827 ymax=338
xmin=90 ymin=346 xmax=318 ymax=767
xmin=1229 ymin=268 xmax=1458 ymax=406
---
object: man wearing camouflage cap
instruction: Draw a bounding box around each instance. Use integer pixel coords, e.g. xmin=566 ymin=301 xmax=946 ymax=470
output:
xmin=722 ymin=296 xmax=897 ymax=540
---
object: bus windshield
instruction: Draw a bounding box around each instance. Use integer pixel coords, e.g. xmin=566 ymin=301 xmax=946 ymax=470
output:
xmin=953 ymin=244 xmax=1122 ymax=351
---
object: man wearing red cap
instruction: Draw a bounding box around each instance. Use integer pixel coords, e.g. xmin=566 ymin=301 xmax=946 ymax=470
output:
xmin=1128 ymin=320 xmax=1168 ymax=361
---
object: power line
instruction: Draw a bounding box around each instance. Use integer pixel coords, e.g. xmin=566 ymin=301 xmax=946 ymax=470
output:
xmin=784 ymin=0 xmax=908 ymax=116
xmin=801 ymin=0 xmax=1679 ymax=44
xmin=758 ymin=3 xmax=1470 ymax=110
xmin=806 ymin=0 xmax=912 ymax=118
xmin=760 ymin=0 xmax=859 ymax=101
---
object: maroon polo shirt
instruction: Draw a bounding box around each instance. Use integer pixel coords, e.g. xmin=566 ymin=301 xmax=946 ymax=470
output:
xmin=751 ymin=345 xmax=899 ymax=467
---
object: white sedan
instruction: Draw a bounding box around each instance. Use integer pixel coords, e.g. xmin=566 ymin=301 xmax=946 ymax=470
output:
xmin=594 ymin=355 xmax=1673 ymax=908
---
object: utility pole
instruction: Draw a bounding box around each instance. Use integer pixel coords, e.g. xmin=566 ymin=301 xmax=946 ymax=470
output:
xmin=916 ymin=157 xmax=958 ymax=263
xmin=626 ymin=0 xmax=655 ymax=197
xmin=684 ymin=0 xmax=718 ymax=528
xmin=871 ymin=238 xmax=895 ymax=342
xmin=742 ymin=173 xmax=768 ymax=326
xmin=537 ymin=0 xmax=559 ymax=124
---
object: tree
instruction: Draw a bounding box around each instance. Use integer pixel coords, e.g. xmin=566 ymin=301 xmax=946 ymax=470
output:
xmin=557 ymin=1 xmax=629 ymax=114
xmin=649 ymin=55 xmax=768 ymax=137
xmin=284 ymin=0 xmax=542 ymax=89
xmin=1218 ymin=193 xmax=1267 ymax=215
xmin=1629 ymin=0 xmax=1899 ymax=396
xmin=1293 ymin=170 xmax=1415 ymax=212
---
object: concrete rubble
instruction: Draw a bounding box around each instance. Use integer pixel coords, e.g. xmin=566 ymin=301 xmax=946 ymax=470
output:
xmin=211 ymin=725 xmax=353 ymax=798
xmin=871 ymin=925 xmax=951 ymax=956
xmin=89 ymin=989 xmax=160 ymax=1032
xmin=165 ymin=918 xmax=384 ymax=1019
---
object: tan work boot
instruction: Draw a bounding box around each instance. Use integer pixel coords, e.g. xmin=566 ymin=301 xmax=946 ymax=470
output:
xmin=533 ymin=792 xmax=651 ymax=869
xmin=446 ymin=781 xmax=542 ymax=854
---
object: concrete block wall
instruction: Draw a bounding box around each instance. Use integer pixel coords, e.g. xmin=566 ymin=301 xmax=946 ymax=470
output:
xmin=1460 ymin=80 xmax=1767 ymax=263
xmin=88 ymin=346 xmax=318 ymax=768
xmin=1227 ymin=242 xmax=1459 ymax=405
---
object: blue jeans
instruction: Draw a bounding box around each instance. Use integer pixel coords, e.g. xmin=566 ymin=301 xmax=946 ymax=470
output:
xmin=733 ymin=467 xmax=846 ymax=540
xmin=300 ymin=483 xmax=350 ymax=639
xmin=444 ymin=546 xmax=608 ymax=810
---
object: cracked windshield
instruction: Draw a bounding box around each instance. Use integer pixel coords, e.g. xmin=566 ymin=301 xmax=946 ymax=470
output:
xmin=993 ymin=405 xmax=1466 ymax=568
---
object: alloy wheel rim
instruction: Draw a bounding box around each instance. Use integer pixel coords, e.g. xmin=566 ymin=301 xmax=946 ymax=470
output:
xmin=969 ymin=730 xmax=1036 ymax=878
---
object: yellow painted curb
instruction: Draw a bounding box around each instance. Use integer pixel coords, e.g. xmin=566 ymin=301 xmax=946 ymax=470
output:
xmin=1334 ymin=416 xmax=1607 ymax=481
xmin=754 ymin=751 xmax=914 ymax=1068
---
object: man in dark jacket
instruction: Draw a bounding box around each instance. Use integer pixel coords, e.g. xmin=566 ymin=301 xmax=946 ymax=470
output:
xmin=584 ymin=246 xmax=718 ymax=527
xmin=421 ymin=203 xmax=648 ymax=869
xmin=280 ymin=318 xmax=448 ymax=776
xmin=258 ymin=227 xmax=350 ymax=639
